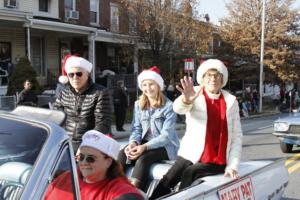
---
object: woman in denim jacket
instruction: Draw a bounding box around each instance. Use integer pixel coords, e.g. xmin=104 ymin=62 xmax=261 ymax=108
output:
xmin=118 ymin=66 xmax=180 ymax=192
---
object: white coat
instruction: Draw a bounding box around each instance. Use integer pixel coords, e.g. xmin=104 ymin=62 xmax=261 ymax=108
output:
xmin=173 ymin=86 xmax=243 ymax=171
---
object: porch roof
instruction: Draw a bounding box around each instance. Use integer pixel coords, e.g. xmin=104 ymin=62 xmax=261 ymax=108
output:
xmin=95 ymin=30 xmax=139 ymax=44
xmin=29 ymin=19 xmax=97 ymax=35
xmin=0 ymin=10 xmax=139 ymax=45
xmin=0 ymin=9 xmax=32 ymax=22
xmin=29 ymin=19 xmax=139 ymax=44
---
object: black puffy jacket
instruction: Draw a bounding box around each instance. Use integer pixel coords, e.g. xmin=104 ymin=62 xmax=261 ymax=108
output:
xmin=53 ymin=80 xmax=112 ymax=141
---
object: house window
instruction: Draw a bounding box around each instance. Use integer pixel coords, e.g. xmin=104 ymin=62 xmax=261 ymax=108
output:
xmin=110 ymin=3 xmax=119 ymax=32
xmin=65 ymin=0 xmax=78 ymax=19
xmin=65 ymin=0 xmax=75 ymax=10
xmin=90 ymin=0 xmax=99 ymax=24
xmin=39 ymin=0 xmax=49 ymax=12
xmin=4 ymin=0 xmax=17 ymax=8
xmin=31 ymin=37 xmax=45 ymax=76
xmin=129 ymin=13 xmax=137 ymax=34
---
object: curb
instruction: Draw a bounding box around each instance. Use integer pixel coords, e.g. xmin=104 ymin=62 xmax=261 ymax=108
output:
xmin=241 ymin=111 xmax=280 ymax=120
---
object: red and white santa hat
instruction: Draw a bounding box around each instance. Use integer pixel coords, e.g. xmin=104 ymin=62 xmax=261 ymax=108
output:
xmin=59 ymin=55 xmax=93 ymax=84
xmin=65 ymin=56 xmax=92 ymax=74
xmin=137 ymin=66 xmax=164 ymax=91
xmin=58 ymin=54 xmax=72 ymax=84
xmin=197 ymin=59 xmax=228 ymax=88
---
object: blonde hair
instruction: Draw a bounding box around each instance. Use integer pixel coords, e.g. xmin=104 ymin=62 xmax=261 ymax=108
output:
xmin=139 ymin=90 xmax=165 ymax=110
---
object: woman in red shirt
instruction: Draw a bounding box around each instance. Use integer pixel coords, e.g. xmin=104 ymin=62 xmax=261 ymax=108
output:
xmin=44 ymin=130 xmax=144 ymax=200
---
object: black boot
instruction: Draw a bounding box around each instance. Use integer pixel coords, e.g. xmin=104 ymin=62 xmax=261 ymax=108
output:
xmin=149 ymin=181 xmax=172 ymax=200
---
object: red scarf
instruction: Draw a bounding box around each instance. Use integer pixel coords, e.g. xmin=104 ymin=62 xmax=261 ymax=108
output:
xmin=200 ymin=89 xmax=228 ymax=165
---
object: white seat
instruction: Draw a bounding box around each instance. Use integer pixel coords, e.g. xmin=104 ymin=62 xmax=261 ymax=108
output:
xmin=126 ymin=160 xmax=174 ymax=196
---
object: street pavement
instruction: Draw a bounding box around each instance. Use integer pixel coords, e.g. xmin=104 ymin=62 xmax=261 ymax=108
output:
xmin=112 ymin=109 xmax=281 ymax=140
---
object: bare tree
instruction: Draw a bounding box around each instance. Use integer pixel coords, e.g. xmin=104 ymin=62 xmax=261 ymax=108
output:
xmin=120 ymin=0 xmax=212 ymax=69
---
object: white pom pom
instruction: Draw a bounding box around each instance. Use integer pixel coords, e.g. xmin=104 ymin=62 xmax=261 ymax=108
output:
xmin=59 ymin=76 xmax=68 ymax=84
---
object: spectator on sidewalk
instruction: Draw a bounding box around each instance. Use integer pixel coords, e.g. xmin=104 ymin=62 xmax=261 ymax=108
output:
xmin=166 ymin=80 xmax=176 ymax=101
xmin=44 ymin=130 xmax=144 ymax=200
xmin=280 ymin=84 xmax=285 ymax=103
xmin=150 ymin=59 xmax=243 ymax=199
xmin=238 ymin=97 xmax=249 ymax=117
xmin=17 ymin=79 xmax=38 ymax=107
xmin=252 ymin=89 xmax=259 ymax=113
xmin=118 ymin=66 xmax=180 ymax=192
xmin=273 ymin=83 xmax=280 ymax=111
xmin=53 ymin=56 xmax=112 ymax=151
xmin=113 ymin=80 xmax=128 ymax=131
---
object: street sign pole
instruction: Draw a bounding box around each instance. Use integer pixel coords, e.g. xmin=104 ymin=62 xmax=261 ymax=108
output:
xmin=259 ymin=0 xmax=266 ymax=113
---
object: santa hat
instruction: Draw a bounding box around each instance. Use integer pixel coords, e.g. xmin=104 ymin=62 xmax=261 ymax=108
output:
xmin=197 ymin=59 xmax=228 ymax=88
xmin=58 ymin=54 xmax=72 ymax=84
xmin=80 ymin=130 xmax=120 ymax=160
xmin=137 ymin=66 xmax=164 ymax=91
xmin=64 ymin=56 xmax=93 ymax=74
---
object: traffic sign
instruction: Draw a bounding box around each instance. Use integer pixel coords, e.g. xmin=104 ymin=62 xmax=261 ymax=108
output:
xmin=184 ymin=58 xmax=194 ymax=71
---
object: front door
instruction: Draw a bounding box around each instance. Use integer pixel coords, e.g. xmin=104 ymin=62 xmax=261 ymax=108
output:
xmin=31 ymin=36 xmax=45 ymax=76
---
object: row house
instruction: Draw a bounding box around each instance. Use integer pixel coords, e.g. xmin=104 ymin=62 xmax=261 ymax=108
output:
xmin=0 ymin=0 xmax=138 ymax=93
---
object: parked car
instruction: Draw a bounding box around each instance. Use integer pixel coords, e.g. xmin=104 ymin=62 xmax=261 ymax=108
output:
xmin=0 ymin=106 xmax=289 ymax=200
xmin=273 ymin=113 xmax=300 ymax=153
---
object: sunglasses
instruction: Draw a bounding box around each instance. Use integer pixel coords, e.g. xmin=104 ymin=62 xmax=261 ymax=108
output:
xmin=76 ymin=153 xmax=97 ymax=163
xmin=67 ymin=72 xmax=83 ymax=78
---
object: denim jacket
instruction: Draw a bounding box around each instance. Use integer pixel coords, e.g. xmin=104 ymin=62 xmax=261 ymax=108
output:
xmin=129 ymin=97 xmax=180 ymax=160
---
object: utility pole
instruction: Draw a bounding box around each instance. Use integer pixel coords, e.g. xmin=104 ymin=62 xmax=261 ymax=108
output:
xmin=259 ymin=0 xmax=266 ymax=113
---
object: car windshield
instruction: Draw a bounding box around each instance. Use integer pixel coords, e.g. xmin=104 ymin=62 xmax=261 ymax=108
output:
xmin=0 ymin=116 xmax=48 ymax=198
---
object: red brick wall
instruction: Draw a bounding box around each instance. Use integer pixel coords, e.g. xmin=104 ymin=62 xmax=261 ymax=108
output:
xmin=77 ymin=0 xmax=90 ymax=26
xmin=58 ymin=0 xmax=64 ymax=20
xmin=100 ymin=0 xmax=110 ymax=30
xmin=57 ymin=0 xmax=129 ymax=33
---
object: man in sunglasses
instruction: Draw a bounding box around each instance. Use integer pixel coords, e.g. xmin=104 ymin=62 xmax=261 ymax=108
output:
xmin=53 ymin=56 xmax=112 ymax=151
xmin=44 ymin=130 xmax=145 ymax=200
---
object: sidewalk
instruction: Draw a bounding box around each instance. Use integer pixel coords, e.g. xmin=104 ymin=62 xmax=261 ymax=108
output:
xmin=112 ymin=109 xmax=280 ymax=139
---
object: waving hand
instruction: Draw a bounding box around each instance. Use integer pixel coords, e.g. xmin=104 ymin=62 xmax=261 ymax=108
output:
xmin=176 ymin=76 xmax=199 ymax=104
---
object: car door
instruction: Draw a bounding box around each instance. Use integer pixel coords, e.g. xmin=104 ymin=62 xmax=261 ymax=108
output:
xmin=41 ymin=142 xmax=81 ymax=200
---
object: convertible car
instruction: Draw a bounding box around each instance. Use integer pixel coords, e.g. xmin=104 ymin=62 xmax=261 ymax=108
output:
xmin=0 ymin=106 xmax=289 ymax=200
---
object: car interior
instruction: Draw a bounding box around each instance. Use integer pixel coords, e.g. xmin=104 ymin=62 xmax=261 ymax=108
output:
xmin=0 ymin=162 xmax=32 ymax=200
xmin=0 ymin=116 xmax=48 ymax=199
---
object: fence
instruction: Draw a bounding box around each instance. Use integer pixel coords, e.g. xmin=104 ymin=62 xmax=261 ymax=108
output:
xmin=106 ymin=74 xmax=139 ymax=105
xmin=0 ymin=95 xmax=16 ymax=110
xmin=0 ymin=95 xmax=55 ymax=111
xmin=37 ymin=95 xmax=56 ymax=108
xmin=106 ymin=74 xmax=137 ymax=90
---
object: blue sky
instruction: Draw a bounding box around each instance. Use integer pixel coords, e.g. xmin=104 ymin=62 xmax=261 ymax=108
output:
xmin=198 ymin=0 xmax=300 ymax=25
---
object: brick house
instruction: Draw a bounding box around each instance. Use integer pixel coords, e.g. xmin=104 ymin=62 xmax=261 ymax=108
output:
xmin=0 ymin=0 xmax=138 ymax=91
